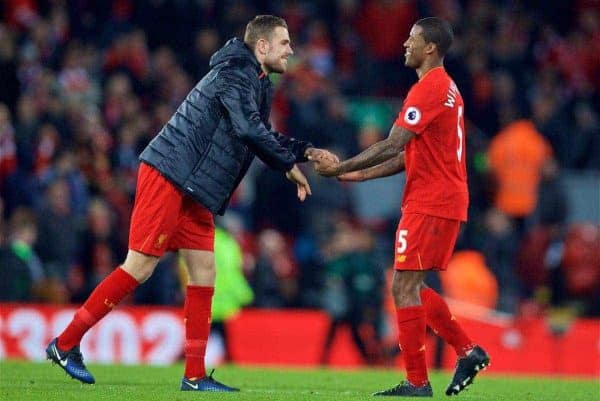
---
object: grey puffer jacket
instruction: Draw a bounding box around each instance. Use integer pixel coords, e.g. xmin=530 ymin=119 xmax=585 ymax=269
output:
xmin=140 ymin=38 xmax=311 ymax=215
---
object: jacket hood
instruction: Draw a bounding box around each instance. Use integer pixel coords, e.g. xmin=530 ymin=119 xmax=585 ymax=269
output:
xmin=209 ymin=37 xmax=261 ymax=71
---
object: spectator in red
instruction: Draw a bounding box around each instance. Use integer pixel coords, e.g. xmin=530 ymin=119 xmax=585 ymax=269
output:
xmin=0 ymin=103 xmax=17 ymax=187
xmin=561 ymin=224 xmax=600 ymax=316
xmin=4 ymin=0 xmax=39 ymax=31
xmin=103 ymin=30 xmax=149 ymax=82
xmin=357 ymin=0 xmax=417 ymax=63
xmin=356 ymin=0 xmax=418 ymax=96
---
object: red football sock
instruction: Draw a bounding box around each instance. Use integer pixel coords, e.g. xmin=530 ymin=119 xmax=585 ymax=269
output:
xmin=57 ymin=267 xmax=139 ymax=351
xmin=420 ymin=288 xmax=474 ymax=357
xmin=183 ymin=286 xmax=214 ymax=379
xmin=397 ymin=305 xmax=428 ymax=387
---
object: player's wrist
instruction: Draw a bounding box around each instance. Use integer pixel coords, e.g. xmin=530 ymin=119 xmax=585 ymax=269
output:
xmin=335 ymin=162 xmax=347 ymax=175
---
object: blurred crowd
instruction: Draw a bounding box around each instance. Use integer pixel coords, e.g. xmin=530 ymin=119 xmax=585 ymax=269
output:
xmin=1 ymin=0 xmax=599 ymax=363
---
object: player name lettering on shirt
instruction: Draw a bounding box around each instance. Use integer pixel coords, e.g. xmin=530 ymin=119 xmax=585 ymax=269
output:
xmin=444 ymin=81 xmax=459 ymax=108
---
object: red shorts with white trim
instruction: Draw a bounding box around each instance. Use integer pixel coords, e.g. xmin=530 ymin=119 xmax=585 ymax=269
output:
xmin=128 ymin=163 xmax=214 ymax=257
xmin=393 ymin=213 xmax=460 ymax=271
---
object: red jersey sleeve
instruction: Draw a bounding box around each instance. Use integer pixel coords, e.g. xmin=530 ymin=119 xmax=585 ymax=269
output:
xmin=394 ymin=81 xmax=444 ymax=135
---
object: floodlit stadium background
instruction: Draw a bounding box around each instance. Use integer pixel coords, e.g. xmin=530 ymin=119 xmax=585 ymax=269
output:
xmin=0 ymin=0 xmax=598 ymax=377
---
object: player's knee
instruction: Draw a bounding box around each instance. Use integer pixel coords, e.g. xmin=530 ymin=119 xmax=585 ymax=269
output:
xmin=391 ymin=274 xmax=422 ymax=307
xmin=127 ymin=264 xmax=156 ymax=283
xmin=186 ymin=261 xmax=216 ymax=286
xmin=392 ymin=274 xmax=415 ymax=294
xmin=121 ymin=251 xmax=159 ymax=283
xmin=393 ymin=292 xmax=421 ymax=308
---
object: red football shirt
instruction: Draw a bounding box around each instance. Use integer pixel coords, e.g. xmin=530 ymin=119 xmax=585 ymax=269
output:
xmin=394 ymin=67 xmax=468 ymax=221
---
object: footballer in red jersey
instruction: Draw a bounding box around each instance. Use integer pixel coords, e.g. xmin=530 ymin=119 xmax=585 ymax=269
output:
xmin=46 ymin=15 xmax=338 ymax=392
xmin=392 ymin=65 xmax=467 ymax=272
xmin=316 ymin=17 xmax=490 ymax=397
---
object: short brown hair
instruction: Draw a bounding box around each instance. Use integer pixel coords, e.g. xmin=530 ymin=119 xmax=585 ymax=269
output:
xmin=244 ymin=15 xmax=288 ymax=49
xmin=415 ymin=17 xmax=454 ymax=57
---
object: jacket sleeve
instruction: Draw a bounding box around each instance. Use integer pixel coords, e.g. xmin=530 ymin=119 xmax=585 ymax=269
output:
xmin=265 ymin=122 xmax=313 ymax=163
xmin=216 ymin=69 xmax=297 ymax=172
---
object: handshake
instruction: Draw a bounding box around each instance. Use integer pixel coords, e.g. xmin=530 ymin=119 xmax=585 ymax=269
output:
xmin=285 ymin=147 xmax=359 ymax=202
xmin=305 ymin=147 xmax=341 ymax=177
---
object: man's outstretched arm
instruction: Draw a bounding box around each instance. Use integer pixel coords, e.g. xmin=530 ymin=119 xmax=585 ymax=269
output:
xmin=337 ymin=152 xmax=405 ymax=182
xmin=315 ymin=125 xmax=415 ymax=176
xmin=217 ymin=70 xmax=296 ymax=172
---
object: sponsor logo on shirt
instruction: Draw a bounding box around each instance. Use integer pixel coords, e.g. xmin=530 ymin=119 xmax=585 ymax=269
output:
xmin=404 ymin=106 xmax=421 ymax=125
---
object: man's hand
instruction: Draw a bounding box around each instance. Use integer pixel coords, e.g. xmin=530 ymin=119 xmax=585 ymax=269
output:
xmin=313 ymin=157 xmax=341 ymax=177
xmin=305 ymin=147 xmax=339 ymax=165
xmin=285 ymin=164 xmax=312 ymax=201
xmin=305 ymin=147 xmax=342 ymax=177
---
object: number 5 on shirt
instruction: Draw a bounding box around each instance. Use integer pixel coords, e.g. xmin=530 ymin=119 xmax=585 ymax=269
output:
xmin=397 ymin=229 xmax=408 ymax=253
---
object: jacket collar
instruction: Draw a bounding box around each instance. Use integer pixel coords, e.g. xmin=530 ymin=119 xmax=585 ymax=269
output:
xmin=209 ymin=37 xmax=263 ymax=76
xmin=237 ymin=38 xmax=263 ymax=75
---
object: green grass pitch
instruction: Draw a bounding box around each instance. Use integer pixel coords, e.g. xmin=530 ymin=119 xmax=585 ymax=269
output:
xmin=1 ymin=360 xmax=598 ymax=401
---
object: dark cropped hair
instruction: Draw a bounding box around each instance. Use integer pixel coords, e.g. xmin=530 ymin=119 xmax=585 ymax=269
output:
xmin=244 ymin=15 xmax=288 ymax=49
xmin=415 ymin=17 xmax=454 ymax=57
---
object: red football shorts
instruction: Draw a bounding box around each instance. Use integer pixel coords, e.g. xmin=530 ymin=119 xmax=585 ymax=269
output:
xmin=394 ymin=213 xmax=461 ymax=271
xmin=128 ymin=163 xmax=215 ymax=257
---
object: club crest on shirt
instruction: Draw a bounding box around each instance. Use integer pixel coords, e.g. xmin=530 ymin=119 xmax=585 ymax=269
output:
xmin=404 ymin=106 xmax=421 ymax=125
xmin=155 ymin=233 xmax=168 ymax=249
